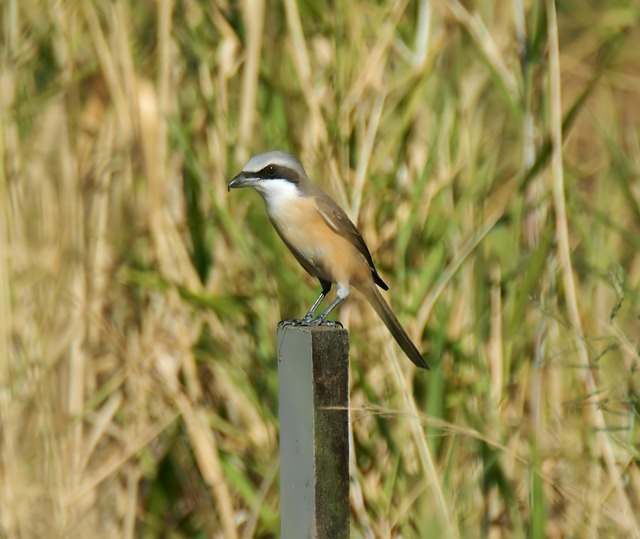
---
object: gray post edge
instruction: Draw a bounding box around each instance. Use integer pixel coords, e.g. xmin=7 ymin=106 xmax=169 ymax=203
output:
xmin=276 ymin=325 xmax=350 ymax=539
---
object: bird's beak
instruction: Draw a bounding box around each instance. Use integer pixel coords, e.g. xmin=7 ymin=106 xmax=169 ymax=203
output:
xmin=228 ymin=171 xmax=253 ymax=192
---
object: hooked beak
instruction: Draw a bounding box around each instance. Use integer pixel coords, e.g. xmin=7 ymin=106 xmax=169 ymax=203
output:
xmin=227 ymin=171 xmax=254 ymax=192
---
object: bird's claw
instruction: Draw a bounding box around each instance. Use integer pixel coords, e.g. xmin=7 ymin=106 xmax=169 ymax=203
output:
xmin=314 ymin=320 xmax=343 ymax=328
xmin=278 ymin=317 xmax=311 ymax=328
xmin=278 ymin=317 xmax=343 ymax=329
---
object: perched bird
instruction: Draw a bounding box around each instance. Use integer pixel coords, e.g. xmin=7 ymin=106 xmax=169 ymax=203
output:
xmin=228 ymin=151 xmax=429 ymax=369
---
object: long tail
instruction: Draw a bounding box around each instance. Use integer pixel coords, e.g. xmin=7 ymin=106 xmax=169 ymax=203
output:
xmin=359 ymin=283 xmax=430 ymax=370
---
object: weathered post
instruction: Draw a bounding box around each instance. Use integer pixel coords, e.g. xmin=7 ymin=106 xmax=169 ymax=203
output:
xmin=276 ymin=325 xmax=350 ymax=539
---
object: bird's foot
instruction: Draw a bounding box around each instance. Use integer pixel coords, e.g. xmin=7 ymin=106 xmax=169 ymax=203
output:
xmin=314 ymin=319 xmax=343 ymax=328
xmin=277 ymin=317 xmax=312 ymax=329
xmin=278 ymin=317 xmax=343 ymax=329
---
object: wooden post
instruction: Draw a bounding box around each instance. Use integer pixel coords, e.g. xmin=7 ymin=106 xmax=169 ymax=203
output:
xmin=276 ymin=325 xmax=350 ymax=539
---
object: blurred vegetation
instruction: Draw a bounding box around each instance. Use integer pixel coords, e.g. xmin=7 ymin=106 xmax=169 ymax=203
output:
xmin=1 ymin=0 xmax=640 ymax=537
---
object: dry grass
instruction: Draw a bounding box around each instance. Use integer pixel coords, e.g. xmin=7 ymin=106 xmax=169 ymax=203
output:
xmin=2 ymin=0 xmax=640 ymax=537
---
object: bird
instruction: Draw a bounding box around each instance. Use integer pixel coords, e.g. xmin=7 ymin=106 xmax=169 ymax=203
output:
xmin=228 ymin=151 xmax=429 ymax=369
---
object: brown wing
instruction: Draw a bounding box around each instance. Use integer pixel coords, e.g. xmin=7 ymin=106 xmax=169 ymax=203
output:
xmin=314 ymin=194 xmax=389 ymax=290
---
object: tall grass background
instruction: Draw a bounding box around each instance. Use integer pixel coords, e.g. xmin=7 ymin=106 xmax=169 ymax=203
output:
xmin=1 ymin=0 xmax=640 ymax=537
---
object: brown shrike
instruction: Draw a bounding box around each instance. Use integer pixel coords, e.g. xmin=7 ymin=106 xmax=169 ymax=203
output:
xmin=228 ymin=151 xmax=429 ymax=369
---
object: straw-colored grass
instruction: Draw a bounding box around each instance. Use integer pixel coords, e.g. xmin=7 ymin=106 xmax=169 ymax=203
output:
xmin=2 ymin=0 xmax=640 ymax=537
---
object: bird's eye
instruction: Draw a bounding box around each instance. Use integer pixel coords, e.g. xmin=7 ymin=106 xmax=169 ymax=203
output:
xmin=265 ymin=165 xmax=277 ymax=177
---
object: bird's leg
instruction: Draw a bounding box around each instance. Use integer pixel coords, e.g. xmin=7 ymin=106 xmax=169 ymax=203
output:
xmin=307 ymin=284 xmax=349 ymax=327
xmin=278 ymin=280 xmax=332 ymax=328
xmin=301 ymin=290 xmax=329 ymax=321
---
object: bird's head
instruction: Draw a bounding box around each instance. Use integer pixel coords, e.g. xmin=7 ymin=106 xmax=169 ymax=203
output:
xmin=228 ymin=151 xmax=308 ymax=196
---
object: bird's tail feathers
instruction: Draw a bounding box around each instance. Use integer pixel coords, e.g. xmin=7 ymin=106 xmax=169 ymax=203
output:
xmin=359 ymin=283 xmax=429 ymax=370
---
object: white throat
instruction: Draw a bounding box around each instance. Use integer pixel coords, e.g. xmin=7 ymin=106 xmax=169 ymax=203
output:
xmin=254 ymin=179 xmax=300 ymax=216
